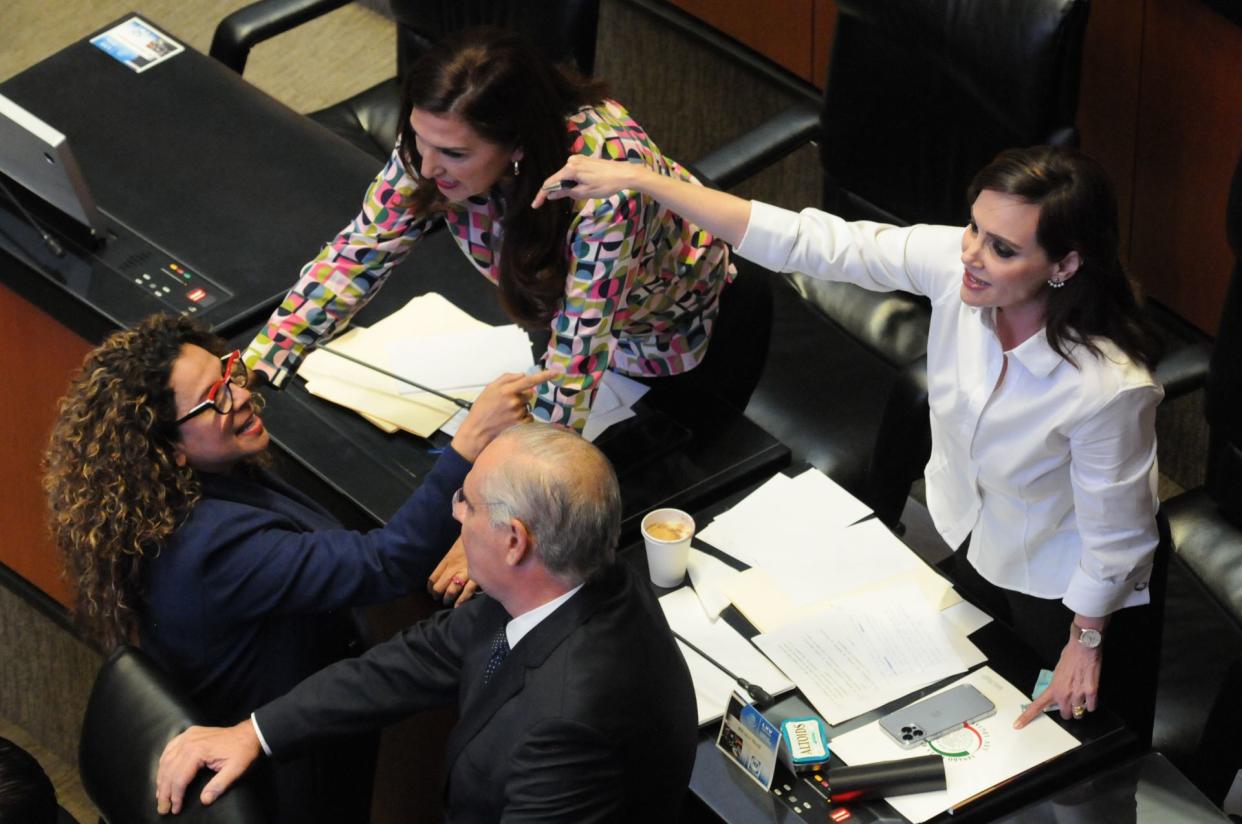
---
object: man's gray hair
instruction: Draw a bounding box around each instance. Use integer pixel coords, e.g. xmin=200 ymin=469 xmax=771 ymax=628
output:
xmin=479 ymin=423 xmax=620 ymax=583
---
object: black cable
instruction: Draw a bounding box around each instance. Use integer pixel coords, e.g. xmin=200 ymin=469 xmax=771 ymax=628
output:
xmin=0 ymin=175 xmax=64 ymax=257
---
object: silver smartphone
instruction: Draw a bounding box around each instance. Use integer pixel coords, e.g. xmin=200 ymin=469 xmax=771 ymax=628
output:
xmin=878 ymin=684 xmax=996 ymax=749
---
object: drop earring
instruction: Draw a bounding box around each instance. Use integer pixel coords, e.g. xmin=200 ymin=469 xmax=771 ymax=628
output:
xmin=1047 ymin=278 xmax=1065 ymax=288
xmin=512 ymin=160 xmax=521 ymax=177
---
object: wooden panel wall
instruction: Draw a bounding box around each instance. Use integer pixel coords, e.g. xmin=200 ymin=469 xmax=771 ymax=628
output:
xmin=1126 ymin=0 xmax=1242 ymax=333
xmin=1 ymin=282 xmax=92 ymax=608
xmin=668 ymin=0 xmax=837 ymax=86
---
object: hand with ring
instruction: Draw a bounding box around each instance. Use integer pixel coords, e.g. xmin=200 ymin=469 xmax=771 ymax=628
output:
xmin=1013 ymin=626 xmax=1103 ymax=730
xmin=428 ymin=538 xmax=478 ymax=607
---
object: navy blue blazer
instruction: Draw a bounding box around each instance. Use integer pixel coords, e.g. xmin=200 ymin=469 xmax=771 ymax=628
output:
xmin=256 ymin=562 xmax=699 ymax=823
xmin=140 ymin=447 xmax=470 ymax=723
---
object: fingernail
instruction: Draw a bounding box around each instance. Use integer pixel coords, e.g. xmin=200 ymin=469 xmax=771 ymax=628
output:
xmin=203 ymin=791 xmax=215 ymax=804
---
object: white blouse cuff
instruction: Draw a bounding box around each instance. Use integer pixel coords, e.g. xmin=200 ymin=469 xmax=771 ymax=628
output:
xmin=1062 ymin=566 xmax=1152 ymax=617
xmin=735 ymin=200 xmax=798 ymax=266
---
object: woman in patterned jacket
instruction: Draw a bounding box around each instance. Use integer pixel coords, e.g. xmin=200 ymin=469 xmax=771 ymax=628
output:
xmin=244 ymin=28 xmax=767 ymax=438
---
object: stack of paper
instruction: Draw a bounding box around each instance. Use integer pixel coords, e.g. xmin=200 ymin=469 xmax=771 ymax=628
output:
xmin=829 ymin=667 xmax=1080 ymax=822
xmin=300 ymin=293 xmax=534 ymax=437
xmin=688 ymin=466 xmax=993 ymax=723
xmin=300 ymin=293 xmax=650 ymax=442
xmin=659 ymin=587 xmax=794 ymax=726
xmin=752 ymin=582 xmax=970 ymax=724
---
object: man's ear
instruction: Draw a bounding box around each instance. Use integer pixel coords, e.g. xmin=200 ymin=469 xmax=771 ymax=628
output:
xmin=504 ymin=518 xmax=531 ymax=567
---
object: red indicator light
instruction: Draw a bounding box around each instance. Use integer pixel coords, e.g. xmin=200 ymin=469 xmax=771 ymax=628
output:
xmin=830 ymin=809 xmax=852 ymax=822
xmin=187 ymin=288 xmax=207 ymax=302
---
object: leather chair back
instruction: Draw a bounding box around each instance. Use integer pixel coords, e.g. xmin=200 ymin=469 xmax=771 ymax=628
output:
xmin=79 ymin=646 xmax=267 ymax=824
xmin=390 ymin=0 xmax=598 ymax=77
xmin=821 ymin=0 xmax=1089 ymax=227
xmin=1205 ymin=150 xmax=1242 ymax=520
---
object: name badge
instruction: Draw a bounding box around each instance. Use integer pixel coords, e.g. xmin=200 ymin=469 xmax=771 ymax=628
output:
xmin=715 ymin=691 xmax=781 ymax=790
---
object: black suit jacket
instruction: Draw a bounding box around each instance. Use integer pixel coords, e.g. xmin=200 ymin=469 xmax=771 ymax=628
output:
xmin=255 ymin=562 xmax=698 ymax=822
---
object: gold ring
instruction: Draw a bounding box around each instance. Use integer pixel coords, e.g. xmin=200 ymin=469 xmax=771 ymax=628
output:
xmin=1072 ymin=705 xmax=1086 ymax=719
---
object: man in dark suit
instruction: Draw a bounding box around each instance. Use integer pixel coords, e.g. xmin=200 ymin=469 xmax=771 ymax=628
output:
xmin=156 ymin=423 xmax=699 ymax=822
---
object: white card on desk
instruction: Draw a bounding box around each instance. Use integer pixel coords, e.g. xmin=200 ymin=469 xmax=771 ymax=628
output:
xmin=829 ymin=667 xmax=1080 ymax=823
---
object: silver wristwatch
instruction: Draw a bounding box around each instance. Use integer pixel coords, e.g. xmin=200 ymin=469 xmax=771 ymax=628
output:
xmin=1074 ymin=623 xmax=1103 ymax=649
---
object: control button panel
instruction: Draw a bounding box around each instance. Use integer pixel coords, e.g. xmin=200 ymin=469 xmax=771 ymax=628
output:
xmin=130 ymin=258 xmax=230 ymax=314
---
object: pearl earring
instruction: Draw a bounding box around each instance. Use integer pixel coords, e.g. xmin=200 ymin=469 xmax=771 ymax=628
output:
xmin=1047 ymin=278 xmax=1065 ymax=289
xmin=512 ymin=160 xmax=521 ymax=177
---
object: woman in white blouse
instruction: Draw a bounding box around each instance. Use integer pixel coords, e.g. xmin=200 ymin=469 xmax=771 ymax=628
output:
xmin=536 ymin=146 xmax=1165 ymax=742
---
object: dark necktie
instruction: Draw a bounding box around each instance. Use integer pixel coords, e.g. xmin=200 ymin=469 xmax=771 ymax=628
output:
xmin=482 ymin=626 xmax=510 ymax=686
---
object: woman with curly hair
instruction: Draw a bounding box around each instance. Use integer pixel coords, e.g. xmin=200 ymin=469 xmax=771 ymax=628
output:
xmin=44 ymin=313 xmax=541 ymax=823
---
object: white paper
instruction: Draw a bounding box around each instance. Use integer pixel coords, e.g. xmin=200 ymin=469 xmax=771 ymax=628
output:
xmin=829 ymin=667 xmax=1080 ymax=823
xmin=941 ymin=599 xmax=993 ymax=636
xmin=659 ymin=587 xmax=793 ymax=726
xmin=752 ymin=583 xmax=966 ymax=724
xmin=389 ymin=324 xmax=534 ymax=394
xmin=580 ymin=371 xmax=648 ymax=442
xmin=686 ymin=549 xmax=742 ymax=620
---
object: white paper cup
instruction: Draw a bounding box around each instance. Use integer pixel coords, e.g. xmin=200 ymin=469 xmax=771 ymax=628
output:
xmin=641 ymin=508 xmax=695 ymax=588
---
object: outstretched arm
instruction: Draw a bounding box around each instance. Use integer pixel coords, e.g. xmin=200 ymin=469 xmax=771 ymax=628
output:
xmin=532 ymin=155 xmax=753 ymax=247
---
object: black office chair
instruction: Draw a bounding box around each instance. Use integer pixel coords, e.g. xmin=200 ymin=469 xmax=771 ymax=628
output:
xmin=79 ymin=646 xmax=268 ymax=824
xmin=210 ymin=0 xmax=599 ymax=162
xmin=695 ymin=0 xmax=1090 ymax=527
xmin=1159 ymin=149 xmax=1242 ymax=808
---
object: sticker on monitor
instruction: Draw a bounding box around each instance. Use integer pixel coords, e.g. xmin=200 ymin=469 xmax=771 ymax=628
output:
xmin=90 ymin=17 xmax=184 ymax=73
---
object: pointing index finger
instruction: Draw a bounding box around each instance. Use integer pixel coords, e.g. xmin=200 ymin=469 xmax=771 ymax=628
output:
xmin=512 ymin=369 xmax=555 ymax=391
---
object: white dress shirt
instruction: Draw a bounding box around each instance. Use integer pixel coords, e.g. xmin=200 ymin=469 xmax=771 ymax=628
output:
xmin=737 ymin=201 xmax=1162 ymax=617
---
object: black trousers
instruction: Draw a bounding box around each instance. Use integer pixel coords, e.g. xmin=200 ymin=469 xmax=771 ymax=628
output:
xmin=637 ymin=258 xmax=773 ymax=415
xmin=942 ymin=519 xmax=1169 ymax=749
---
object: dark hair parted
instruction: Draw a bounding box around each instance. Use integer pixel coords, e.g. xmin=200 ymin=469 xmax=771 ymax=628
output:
xmin=968 ymin=146 xmax=1162 ymax=370
xmin=43 ymin=315 xmax=224 ymax=649
xmin=397 ymin=27 xmax=607 ymax=327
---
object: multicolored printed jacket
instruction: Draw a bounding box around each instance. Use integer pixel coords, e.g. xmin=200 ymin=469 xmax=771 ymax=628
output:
xmin=243 ymin=100 xmax=732 ymax=431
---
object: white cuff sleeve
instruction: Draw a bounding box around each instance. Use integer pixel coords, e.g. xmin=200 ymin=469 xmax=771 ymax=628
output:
xmin=735 ymin=200 xmax=800 ymax=271
xmin=251 ymin=713 xmax=272 ymax=757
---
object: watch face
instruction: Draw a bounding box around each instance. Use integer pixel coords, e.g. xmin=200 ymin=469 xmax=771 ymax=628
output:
xmin=1078 ymin=627 xmax=1103 ymax=648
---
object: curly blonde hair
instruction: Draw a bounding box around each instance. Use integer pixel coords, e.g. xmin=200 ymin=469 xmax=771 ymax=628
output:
xmin=43 ymin=315 xmax=225 ymax=649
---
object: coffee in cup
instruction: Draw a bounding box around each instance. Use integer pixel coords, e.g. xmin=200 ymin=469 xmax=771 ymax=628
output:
xmin=640 ymin=508 xmax=695 ymax=588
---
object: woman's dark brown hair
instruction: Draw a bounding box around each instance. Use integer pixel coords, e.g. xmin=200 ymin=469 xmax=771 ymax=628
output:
xmin=968 ymin=145 xmax=1163 ymax=370
xmin=397 ymin=27 xmax=607 ymax=326
xmin=43 ymin=315 xmax=224 ymax=649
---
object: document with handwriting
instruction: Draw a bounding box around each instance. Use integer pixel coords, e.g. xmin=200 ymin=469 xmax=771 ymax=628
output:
xmin=752 ymin=583 xmax=966 ymax=724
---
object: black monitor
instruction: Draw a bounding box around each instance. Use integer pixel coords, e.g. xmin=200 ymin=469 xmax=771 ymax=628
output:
xmin=0 ymin=92 xmax=106 ymax=240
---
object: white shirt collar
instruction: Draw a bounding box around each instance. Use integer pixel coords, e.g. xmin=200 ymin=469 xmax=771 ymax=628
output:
xmin=505 ymin=584 xmax=583 ymax=649
xmin=982 ymin=307 xmax=1064 ymax=377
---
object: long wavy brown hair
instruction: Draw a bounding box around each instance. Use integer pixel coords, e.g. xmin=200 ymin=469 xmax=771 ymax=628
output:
xmin=43 ymin=315 xmax=224 ymax=649
xmin=397 ymin=28 xmax=608 ymax=326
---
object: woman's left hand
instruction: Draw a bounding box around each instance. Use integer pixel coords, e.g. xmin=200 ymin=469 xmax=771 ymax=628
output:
xmin=1013 ymin=635 xmax=1102 ymax=729
xmin=427 ymin=538 xmax=478 ymax=607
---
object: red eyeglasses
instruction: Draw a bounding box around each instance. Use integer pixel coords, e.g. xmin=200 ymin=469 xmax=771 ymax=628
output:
xmin=175 ymin=351 xmax=249 ymax=425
